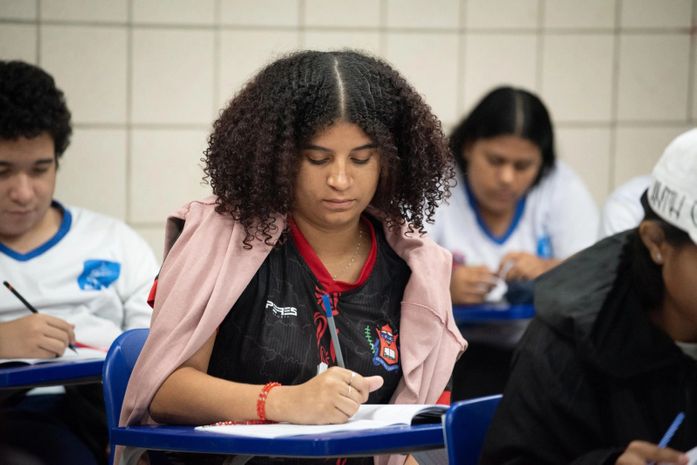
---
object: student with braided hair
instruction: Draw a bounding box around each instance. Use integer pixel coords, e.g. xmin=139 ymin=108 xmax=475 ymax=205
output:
xmin=119 ymin=50 xmax=466 ymax=465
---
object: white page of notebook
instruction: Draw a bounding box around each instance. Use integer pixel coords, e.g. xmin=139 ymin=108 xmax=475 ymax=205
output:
xmin=0 ymin=347 xmax=107 ymax=365
xmin=196 ymin=404 xmax=442 ymax=438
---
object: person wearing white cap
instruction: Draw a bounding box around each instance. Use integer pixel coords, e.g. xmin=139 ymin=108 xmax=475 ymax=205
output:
xmin=480 ymin=128 xmax=697 ymax=465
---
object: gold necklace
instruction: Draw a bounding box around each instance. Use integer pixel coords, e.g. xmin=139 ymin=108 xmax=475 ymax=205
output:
xmin=331 ymin=226 xmax=364 ymax=281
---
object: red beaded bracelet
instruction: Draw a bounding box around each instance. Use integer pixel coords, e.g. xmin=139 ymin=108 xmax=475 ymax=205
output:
xmin=256 ymin=381 xmax=281 ymax=421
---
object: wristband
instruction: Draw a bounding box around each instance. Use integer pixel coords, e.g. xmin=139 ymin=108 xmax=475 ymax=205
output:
xmin=256 ymin=381 xmax=281 ymax=421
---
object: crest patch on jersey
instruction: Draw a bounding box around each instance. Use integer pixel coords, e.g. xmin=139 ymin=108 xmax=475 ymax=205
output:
xmin=366 ymin=323 xmax=400 ymax=372
xmin=78 ymin=260 xmax=121 ymax=290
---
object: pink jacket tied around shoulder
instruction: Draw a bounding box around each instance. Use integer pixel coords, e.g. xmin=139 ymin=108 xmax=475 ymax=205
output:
xmin=118 ymin=197 xmax=466 ymax=465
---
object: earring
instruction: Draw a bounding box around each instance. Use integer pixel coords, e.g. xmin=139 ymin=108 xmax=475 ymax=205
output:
xmin=655 ymin=252 xmax=663 ymax=264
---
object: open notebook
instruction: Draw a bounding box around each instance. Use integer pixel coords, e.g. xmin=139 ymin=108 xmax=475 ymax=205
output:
xmin=0 ymin=346 xmax=107 ymax=367
xmin=196 ymin=404 xmax=448 ymax=438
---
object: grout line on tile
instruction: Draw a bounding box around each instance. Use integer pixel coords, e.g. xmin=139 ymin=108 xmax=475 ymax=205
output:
xmin=27 ymin=19 xmax=129 ymax=28
xmin=125 ymin=0 xmax=133 ymax=223
xmin=11 ymin=18 xmax=685 ymax=36
xmin=559 ymin=121 xmax=691 ymax=129
xmin=686 ymin=0 xmax=696 ymax=120
xmin=455 ymin=4 xmax=466 ymax=117
xmin=379 ymin=0 xmax=387 ymax=54
xmin=212 ymin=0 xmax=221 ymax=119
xmin=536 ymin=0 xmax=544 ymax=92
xmin=35 ymin=0 xmax=40 ymax=63
xmin=608 ymin=0 xmax=623 ymax=191
xmin=0 ymin=18 xmax=37 ymax=25
xmin=73 ymin=122 xmax=213 ymax=130
xmin=299 ymin=0 xmax=306 ymax=48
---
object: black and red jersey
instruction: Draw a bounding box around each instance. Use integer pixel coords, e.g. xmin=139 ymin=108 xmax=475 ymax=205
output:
xmin=208 ymin=215 xmax=410 ymax=405
xmin=204 ymin=215 xmax=410 ymax=465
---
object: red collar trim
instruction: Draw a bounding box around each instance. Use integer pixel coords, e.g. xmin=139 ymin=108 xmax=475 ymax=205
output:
xmin=288 ymin=217 xmax=377 ymax=294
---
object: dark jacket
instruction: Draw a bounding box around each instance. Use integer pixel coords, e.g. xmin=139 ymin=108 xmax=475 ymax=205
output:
xmin=481 ymin=231 xmax=697 ymax=465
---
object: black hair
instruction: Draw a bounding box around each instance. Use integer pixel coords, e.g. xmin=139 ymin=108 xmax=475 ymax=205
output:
xmin=630 ymin=191 xmax=693 ymax=311
xmin=0 ymin=60 xmax=72 ymax=161
xmin=204 ymin=50 xmax=453 ymax=246
xmin=448 ymin=86 xmax=556 ymax=187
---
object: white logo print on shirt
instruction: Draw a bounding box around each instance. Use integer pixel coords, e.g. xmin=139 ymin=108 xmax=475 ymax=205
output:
xmin=265 ymin=300 xmax=298 ymax=317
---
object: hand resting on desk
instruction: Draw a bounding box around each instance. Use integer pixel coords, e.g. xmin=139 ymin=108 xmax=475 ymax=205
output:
xmin=0 ymin=314 xmax=75 ymax=359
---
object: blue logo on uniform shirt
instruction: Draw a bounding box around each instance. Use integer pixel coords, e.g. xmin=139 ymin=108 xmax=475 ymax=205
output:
xmin=536 ymin=235 xmax=553 ymax=259
xmin=78 ymin=260 xmax=121 ymax=290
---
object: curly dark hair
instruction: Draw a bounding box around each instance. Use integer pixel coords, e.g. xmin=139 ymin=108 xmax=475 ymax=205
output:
xmin=204 ymin=50 xmax=453 ymax=245
xmin=449 ymin=86 xmax=556 ymax=188
xmin=0 ymin=60 xmax=72 ymax=162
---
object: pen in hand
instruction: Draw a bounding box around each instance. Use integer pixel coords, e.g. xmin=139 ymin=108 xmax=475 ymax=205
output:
xmin=2 ymin=280 xmax=78 ymax=355
xmin=646 ymin=411 xmax=687 ymax=465
xmin=322 ymin=294 xmax=345 ymax=368
xmin=658 ymin=412 xmax=685 ymax=448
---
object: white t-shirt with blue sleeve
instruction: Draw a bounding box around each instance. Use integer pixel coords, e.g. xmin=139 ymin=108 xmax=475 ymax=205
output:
xmin=0 ymin=202 xmax=159 ymax=350
xmin=429 ymin=160 xmax=599 ymax=273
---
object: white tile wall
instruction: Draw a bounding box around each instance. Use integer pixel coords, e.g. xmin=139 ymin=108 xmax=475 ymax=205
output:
xmin=0 ymin=0 xmax=695 ymax=232
xmin=133 ymin=225 xmax=166 ymax=262
xmin=543 ymin=0 xmax=616 ymax=29
xmin=40 ymin=25 xmax=127 ymax=124
xmin=218 ymin=29 xmax=300 ymax=109
xmin=129 ymin=129 xmax=211 ymax=223
xmin=541 ymin=34 xmax=614 ymax=122
xmin=386 ymin=0 xmax=460 ymax=29
xmin=555 ymin=127 xmax=612 ymax=205
xmin=620 ymin=0 xmax=693 ymax=29
xmin=385 ymin=32 xmax=459 ymax=124
xmin=303 ymin=30 xmax=380 ymax=55
xmin=465 ymin=0 xmax=539 ymax=30
xmin=0 ymin=0 xmax=37 ymax=20
xmin=54 ymin=128 xmax=127 ymax=219
xmin=614 ymin=125 xmax=692 ymax=185
xmin=132 ymin=0 xmax=216 ymax=25
xmin=306 ymin=0 xmax=380 ymax=28
xmin=40 ymin=0 xmax=127 ymax=22
xmin=131 ymin=28 xmax=215 ymax=124
xmin=462 ymin=33 xmax=538 ymax=113
xmin=220 ymin=0 xmax=299 ymax=27
xmin=0 ymin=24 xmax=37 ymax=62
xmin=616 ymin=34 xmax=691 ymax=121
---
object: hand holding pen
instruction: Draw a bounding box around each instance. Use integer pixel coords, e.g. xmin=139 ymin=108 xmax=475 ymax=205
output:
xmin=615 ymin=412 xmax=688 ymax=465
xmin=263 ymin=294 xmax=383 ymax=424
xmin=0 ymin=281 xmax=77 ymax=358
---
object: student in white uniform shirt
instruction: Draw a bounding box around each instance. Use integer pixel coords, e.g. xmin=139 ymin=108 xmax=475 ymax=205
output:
xmin=429 ymin=86 xmax=598 ymax=398
xmin=0 ymin=61 xmax=158 ymax=465
xmin=599 ymin=175 xmax=651 ymax=238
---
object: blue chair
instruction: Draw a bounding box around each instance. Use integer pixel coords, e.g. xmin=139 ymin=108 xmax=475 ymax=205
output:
xmin=102 ymin=328 xmax=149 ymax=465
xmin=102 ymin=329 xmax=446 ymax=465
xmin=443 ymin=395 xmax=502 ymax=465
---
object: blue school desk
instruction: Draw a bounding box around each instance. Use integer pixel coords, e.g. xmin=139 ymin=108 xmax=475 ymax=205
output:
xmin=107 ymin=329 xmax=447 ymax=464
xmin=0 ymin=358 xmax=104 ymax=389
xmin=453 ymin=303 xmax=535 ymax=324
xmin=114 ymin=423 xmax=444 ymax=462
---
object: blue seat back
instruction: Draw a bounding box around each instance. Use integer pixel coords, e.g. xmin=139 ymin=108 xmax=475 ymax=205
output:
xmin=444 ymin=395 xmax=502 ymax=465
xmin=102 ymin=328 xmax=149 ymax=431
